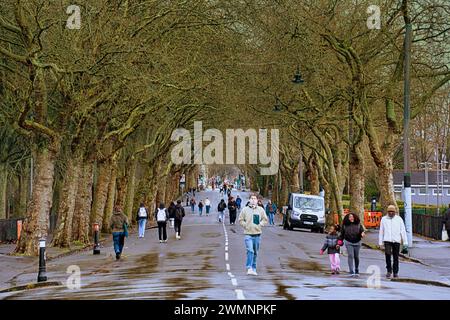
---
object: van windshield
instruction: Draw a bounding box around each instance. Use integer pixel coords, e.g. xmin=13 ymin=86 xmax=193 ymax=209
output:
xmin=294 ymin=197 xmax=323 ymax=210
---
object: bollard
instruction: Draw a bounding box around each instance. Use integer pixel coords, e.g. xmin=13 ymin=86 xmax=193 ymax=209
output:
xmin=93 ymin=223 xmax=100 ymax=255
xmin=37 ymin=238 xmax=47 ymax=282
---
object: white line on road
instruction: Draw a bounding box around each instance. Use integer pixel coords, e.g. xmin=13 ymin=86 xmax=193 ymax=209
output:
xmin=226 ymin=264 xmax=230 ymax=271
xmin=225 ymin=252 xmax=229 ymax=261
xmin=225 ymin=246 xmax=228 ymax=251
xmin=228 ymin=272 xmax=235 ymax=278
xmin=235 ymin=289 xmax=246 ymax=300
xmin=231 ymin=278 xmax=238 ymax=286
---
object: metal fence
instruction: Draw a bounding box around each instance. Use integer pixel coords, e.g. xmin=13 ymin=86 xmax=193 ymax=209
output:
xmin=412 ymin=214 xmax=444 ymax=240
xmin=0 ymin=214 xmax=58 ymax=243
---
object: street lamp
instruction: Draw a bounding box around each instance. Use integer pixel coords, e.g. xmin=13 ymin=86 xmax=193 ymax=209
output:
xmin=292 ymin=65 xmax=305 ymax=84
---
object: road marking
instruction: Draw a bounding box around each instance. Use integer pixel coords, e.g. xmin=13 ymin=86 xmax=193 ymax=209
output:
xmin=231 ymin=278 xmax=238 ymax=286
xmin=226 ymin=264 xmax=230 ymax=271
xmin=228 ymin=272 xmax=235 ymax=278
xmin=225 ymin=252 xmax=229 ymax=261
xmin=225 ymin=246 xmax=228 ymax=251
xmin=235 ymin=289 xmax=246 ymax=300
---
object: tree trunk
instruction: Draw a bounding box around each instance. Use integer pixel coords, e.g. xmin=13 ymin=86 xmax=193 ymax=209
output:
xmin=280 ymin=170 xmax=289 ymax=206
xmin=72 ymin=161 xmax=94 ymax=244
xmin=51 ymin=157 xmax=81 ymax=248
xmin=377 ymin=158 xmax=397 ymax=212
xmin=307 ymin=154 xmax=320 ymax=195
xmin=291 ymin=164 xmax=300 ymax=193
xmin=15 ymin=145 xmax=59 ymax=255
xmin=0 ymin=164 xmax=7 ymax=219
xmin=90 ymin=160 xmax=112 ymax=232
xmin=124 ymin=158 xmax=138 ymax=222
xmin=349 ymin=144 xmax=365 ymax=220
xmin=102 ymin=160 xmax=117 ymax=233
xmin=18 ymin=167 xmax=28 ymax=218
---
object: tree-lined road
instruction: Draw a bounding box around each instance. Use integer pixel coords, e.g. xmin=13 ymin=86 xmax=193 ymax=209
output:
xmin=1 ymin=190 xmax=449 ymax=300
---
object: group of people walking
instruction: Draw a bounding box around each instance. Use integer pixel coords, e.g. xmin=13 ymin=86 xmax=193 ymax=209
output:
xmin=108 ymin=200 xmax=187 ymax=260
xmin=320 ymin=204 xmax=409 ymax=279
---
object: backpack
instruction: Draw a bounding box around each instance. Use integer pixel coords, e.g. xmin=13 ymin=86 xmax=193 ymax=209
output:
xmin=138 ymin=207 xmax=148 ymax=218
xmin=175 ymin=206 xmax=184 ymax=220
xmin=156 ymin=208 xmax=166 ymax=222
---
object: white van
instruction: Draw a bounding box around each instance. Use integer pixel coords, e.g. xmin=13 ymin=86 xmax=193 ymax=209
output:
xmin=283 ymin=193 xmax=325 ymax=233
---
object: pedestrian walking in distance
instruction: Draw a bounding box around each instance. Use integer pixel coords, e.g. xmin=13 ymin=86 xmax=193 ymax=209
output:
xmin=228 ymin=196 xmax=238 ymax=225
xmin=265 ymin=200 xmax=277 ymax=226
xmin=239 ymin=194 xmax=268 ymax=276
xmin=174 ymin=200 xmax=185 ymax=240
xmin=379 ymin=205 xmax=408 ymax=278
xmin=155 ymin=203 xmax=169 ymax=243
xmin=257 ymin=199 xmax=264 ymax=209
xmin=338 ymin=213 xmax=365 ymax=277
xmin=198 ymin=200 xmax=204 ymax=216
xmin=320 ymin=225 xmax=342 ymax=275
xmin=136 ymin=202 xmax=149 ymax=238
xmin=109 ymin=205 xmax=129 ymax=260
xmin=190 ymin=197 xmax=196 ymax=214
xmin=168 ymin=201 xmax=176 ymax=228
xmin=442 ymin=204 xmax=450 ymax=241
xmin=218 ymin=199 xmax=227 ymax=223
xmin=205 ymin=198 xmax=211 ymax=216
xmin=236 ymin=195 xmax=242 ymax=210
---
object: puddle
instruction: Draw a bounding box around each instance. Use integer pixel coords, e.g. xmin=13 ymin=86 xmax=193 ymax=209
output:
xmin=286 ymin=257 xmax=325 ymax=272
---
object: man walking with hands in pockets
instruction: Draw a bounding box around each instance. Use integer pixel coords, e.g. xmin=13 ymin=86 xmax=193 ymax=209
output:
xmin=379 ymin=204 xmax=408 ymax=279
xmin=239 ymin=194 xmax=268 ymax=276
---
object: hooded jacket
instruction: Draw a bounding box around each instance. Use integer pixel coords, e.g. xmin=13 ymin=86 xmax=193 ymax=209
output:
xmin=110 ymin=210 xmax=129 ymax=233
xmin=239 ymin=205 xmax=268 ymax=235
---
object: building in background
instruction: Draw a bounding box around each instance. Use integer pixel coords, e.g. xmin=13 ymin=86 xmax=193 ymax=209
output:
xmin=393 ymin=170 xmax=450 ymax=206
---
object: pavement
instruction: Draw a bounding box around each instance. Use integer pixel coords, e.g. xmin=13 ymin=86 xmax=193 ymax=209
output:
xmin=0 ymin=189 xmax=449 ymax=300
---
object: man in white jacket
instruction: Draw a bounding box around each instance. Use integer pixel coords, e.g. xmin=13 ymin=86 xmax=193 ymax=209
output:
xmin=379 ymin=205 xmax=408 ymax=279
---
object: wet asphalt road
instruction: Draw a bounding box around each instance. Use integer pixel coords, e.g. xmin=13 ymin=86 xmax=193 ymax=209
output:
xmin=1 ymin=190 xmax=450 ymax=300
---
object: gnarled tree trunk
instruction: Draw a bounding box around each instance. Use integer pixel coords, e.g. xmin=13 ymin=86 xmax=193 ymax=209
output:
xmin=0 ymin=164 xmax=7 ymax=219
xmin=102 ymin=160 xmax=117 ymax=233
xmin=15 ymin=144 xmax=59 ymax=255
xmin=90 ymin=160 xmax=112 ymax=232
xmin=72 ymin=161 xmax=94 ymax=244
xmin=51 ymin=157 xmax=81 ymax=248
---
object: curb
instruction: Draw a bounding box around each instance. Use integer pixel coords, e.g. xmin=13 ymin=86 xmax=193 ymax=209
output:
xmin=390 ymin=278 xmax=450 ymax=288
xmin=0 ymin=281 xmax=63 ymax=294
xmin=361 ymin=242 xmax=429 ymax=266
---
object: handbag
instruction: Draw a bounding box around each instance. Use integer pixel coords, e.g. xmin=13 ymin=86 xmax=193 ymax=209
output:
xmin=123 ymin=222 xmax=129 ymax=238
xmin=442 ymin=225 xmax=449 ymax=241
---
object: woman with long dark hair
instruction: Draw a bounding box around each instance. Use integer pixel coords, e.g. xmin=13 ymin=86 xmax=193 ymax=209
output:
xmin=338 ymin=213 xmax=365 ymax=277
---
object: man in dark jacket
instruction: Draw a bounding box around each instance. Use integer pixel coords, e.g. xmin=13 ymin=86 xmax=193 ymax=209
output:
xmin=174 ymin=200 xmax=185 ymax=240
xmin=443 ymin=204 xmax=450 ymax=241
xmin=228 ymin=197 xmax=238 ymax=225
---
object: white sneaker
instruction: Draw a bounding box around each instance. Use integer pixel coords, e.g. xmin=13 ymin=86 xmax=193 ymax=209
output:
xmin=246 ymin=268 xmax=253 ymax=275
xmin=252 ymin=270 xmax=258 ymax=276
xmin=159 ymin=240 xmax=163 ymax=243
xmin=164 ymin=240 xmax=168 ymax=243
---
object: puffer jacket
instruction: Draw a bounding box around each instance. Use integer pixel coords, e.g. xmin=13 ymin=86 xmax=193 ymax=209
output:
xmin=321 ymin=234 xmax=340 ymax=254
xmin=238 ymin=205 xmax=268 ymax=235
xmin=110 ymin=211 xmax=129 ymax=233
xmin=339 ymin=223 xmax=365 ymax=244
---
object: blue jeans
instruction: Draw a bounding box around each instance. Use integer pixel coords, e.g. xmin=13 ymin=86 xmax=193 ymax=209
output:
xmin=218 ymin=211 xmax=224 ymax=222
xmin=138 ymin=219 xmax=147 ymax=237
xmin=245 ymin=234 xmax=261 ymax=271
xmin=191 ymin=205 xmax=195 ymax=213
xmin=112 ymin=232 xmax=125 ymax=254
xmin=206 ymin=206 xmax=211 ymax=214
xmin=199 ymin=207 xmax=203 ymax=216
xmin=268 ymin=213 xmax=274 ymax=225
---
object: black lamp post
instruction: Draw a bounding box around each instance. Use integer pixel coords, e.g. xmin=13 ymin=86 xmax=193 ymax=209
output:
xmin=292 ymin=65 xmax=305 ymax=84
